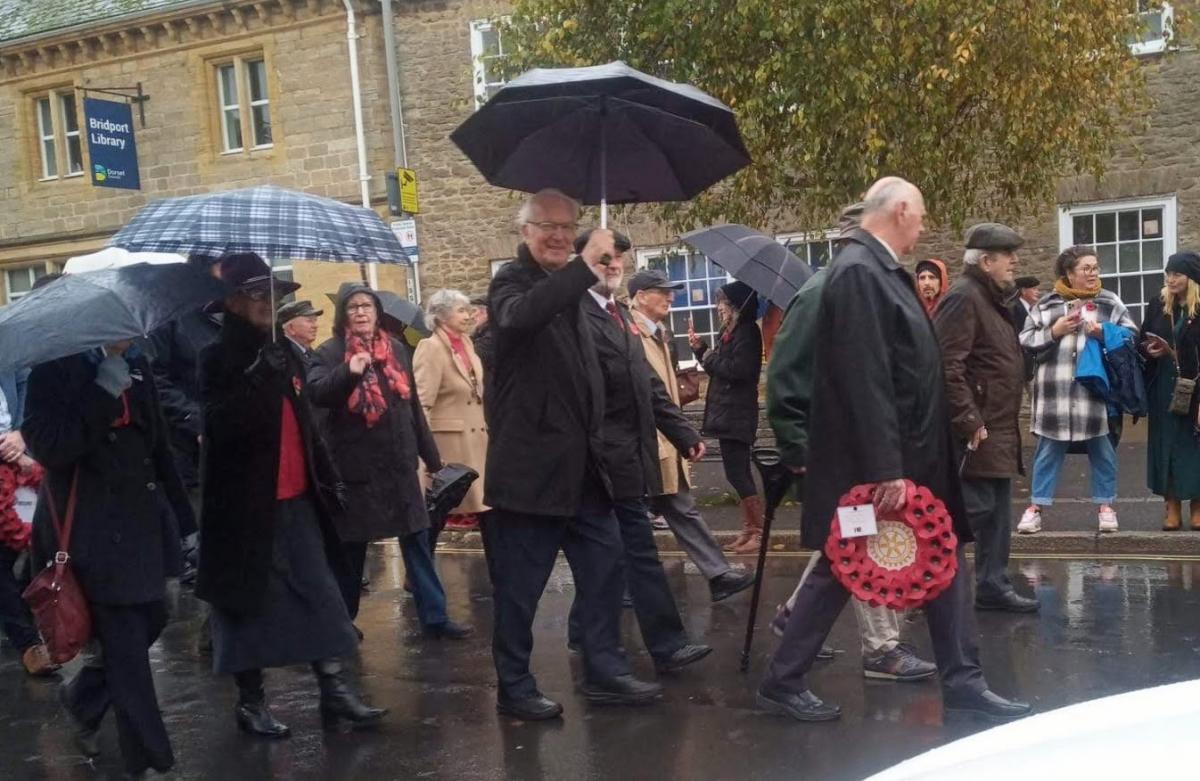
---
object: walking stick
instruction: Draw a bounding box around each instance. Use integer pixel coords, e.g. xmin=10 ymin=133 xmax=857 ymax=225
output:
xmin=741 ymin=447 xmax=796 ymax=672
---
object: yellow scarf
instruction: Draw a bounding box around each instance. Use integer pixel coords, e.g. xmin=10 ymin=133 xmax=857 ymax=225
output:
xmin=1054 ymin=278 xmax=1101 ymax=301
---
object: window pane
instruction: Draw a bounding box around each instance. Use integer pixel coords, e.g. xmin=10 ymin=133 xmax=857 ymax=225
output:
xmin=218 ymin=64 xmax=238 ymax=107
xmin=1142 ymin=208 xmax=1163 ymax=239
xmin=1118 ymin=242 xmax=1140 ymax=273
xmin=1143 ymin=239 xmax=1164 ymax=270
xmin=671 ymin=311 xmax=690 ymax=335
xmin=247 ymin=60 xmax=268 ymax=102
xmin=1095 ymin=212 xmax=1116 ymax=244
xmin=60 ymin=95 xmax=79 ymax=133
xmin=810 ymin=241 xmax=830 ymax=269
xmin=66 ymin=136 xmax=83 ymax=174
xmin=1142 ymin=273 xmax=1163 ymax=306
xmin=1072 ymin=214 xmax=1094 ymax=245
xmin=1101 ymin=276 xmax=1119 ymax=295
xmin=667 ymin=254 xmax=686 ymax=281
xmin=224 ymin=107 xmax=242 ymax=151
xmin=480 ymin=26 xmax=501 ymax=58
xmin=1097 ymin=244 xmax=1117 ymax=274
xmin=1119 ymin=275 xmax=1143 ymax=306
xmin=38 ymin=97 xmax=52 ymax=135
xmin=672 ymin=335 xmax=690 ymax=360
xmin=41 ymin=138 xmax=57 ymax=177
xmin=6 ymin=269 xmax=33 ymax=295
xmin=251 ymin=104 xmax=272 ymax=146
xmin=689 ymin=281 xmax=709 ymax=307
xmin=691 ymin=309 xmax=712 ymax=334
xmin=671 ymin=287 xmax=687 ymax=307
xmin=646 ymin=255 xmax=666 ymax=272
xmin=1118 ymin=210 xmax=1140 ymax=241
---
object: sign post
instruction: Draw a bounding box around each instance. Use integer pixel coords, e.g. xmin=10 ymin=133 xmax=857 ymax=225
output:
xmin=84 ymin=97 xmax=140 ymax=190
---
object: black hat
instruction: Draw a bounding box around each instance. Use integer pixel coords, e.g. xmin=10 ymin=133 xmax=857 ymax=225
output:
xmin=1014 ymin=275 xmax=1041 ymax=290
xmin=277 ymin=299 xmax=323 ymax=324
xmin=718 ymin=280 xmax=757 ymax=314
xmin=1166 ymin=251 xmax=1200 ymax=286
xmin=628 ymin=268 xmax=685 ymax=296
xmin=217 ymin=252 xmax=301 ymax=297
xmin=573 ymin=228 xmax=633 ymax=255
xmin=915 ymin=259 xmax=943 ymax=278
xmin=964 ymin=222 xmax=1024 ymax=252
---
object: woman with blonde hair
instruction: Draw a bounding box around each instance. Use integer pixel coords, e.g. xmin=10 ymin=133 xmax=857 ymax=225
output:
xmin=413 ymin=289 xmax=488 ymax=533
xmin=1141 ymin=251 xmax=1200 ymax=530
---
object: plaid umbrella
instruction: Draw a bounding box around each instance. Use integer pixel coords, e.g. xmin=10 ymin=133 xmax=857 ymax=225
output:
xmin=108 ymin=185 xmax=410 ymax=265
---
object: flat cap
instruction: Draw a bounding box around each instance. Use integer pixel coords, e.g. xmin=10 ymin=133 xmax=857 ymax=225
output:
xmin=277 ymin=299 xmax=323 ymax=324
xmin=628 ymin=268 xmax=685 ymax=296
xmin=1014 ymin=275 xmax=1040 ymax=289
xmin=573 ymin=228 xmax=633 ymax=255
xmin=964 ymin=222 xmax=1024 ymax=252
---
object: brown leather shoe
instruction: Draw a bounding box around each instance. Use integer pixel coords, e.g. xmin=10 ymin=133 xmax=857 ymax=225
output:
xmin=22 ymin=644 xmax=59 ymax=677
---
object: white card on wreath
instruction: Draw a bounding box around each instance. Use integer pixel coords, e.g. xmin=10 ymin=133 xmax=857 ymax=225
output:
xmin=13 ymin=486 xmax=37 ymax=525
xmin=836 ymin=504 xmax=878 ymax=538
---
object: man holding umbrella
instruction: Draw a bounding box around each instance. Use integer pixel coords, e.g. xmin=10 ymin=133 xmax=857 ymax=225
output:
xmin=484 ymin=189 xmax=663 ymax=721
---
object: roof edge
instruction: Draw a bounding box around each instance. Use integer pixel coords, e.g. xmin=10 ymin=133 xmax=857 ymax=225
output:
xmin=0 ymin=0 xmax=228 ymax=50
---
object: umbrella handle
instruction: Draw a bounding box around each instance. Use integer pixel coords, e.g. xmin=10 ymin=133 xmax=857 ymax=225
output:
xmin=600 ymin=96 xmax=608 ymax=230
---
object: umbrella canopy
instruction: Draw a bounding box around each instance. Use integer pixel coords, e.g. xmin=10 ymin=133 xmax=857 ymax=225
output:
xmin=325 ymin=286 xmax=430 ymax=337
xmin=108 ymin=185 xmax=410 ymax=265
xmin=64 ymin=247 xmax=186 ymax=274
xmin=0 ymin=264 xmax=227 ymax=371
xmin=680 ymin=224 xmax=815 ymax=310
xmin=451 ymin=61 xmax=750 ymax=217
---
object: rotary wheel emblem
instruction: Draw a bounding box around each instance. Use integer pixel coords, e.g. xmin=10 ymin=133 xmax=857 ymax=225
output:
xmin=866 ymin=521 xmax=917 ymax=570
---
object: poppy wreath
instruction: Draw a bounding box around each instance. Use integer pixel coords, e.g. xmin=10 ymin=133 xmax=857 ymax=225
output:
xmin=823 ymin=480 xmax=958 ymax=610
xmin=0 ymin=461 xmax=43 ymax=552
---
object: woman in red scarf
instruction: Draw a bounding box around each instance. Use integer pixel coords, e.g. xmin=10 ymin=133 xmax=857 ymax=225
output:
xmin=308 ymin=284 xmax=472 ymax=640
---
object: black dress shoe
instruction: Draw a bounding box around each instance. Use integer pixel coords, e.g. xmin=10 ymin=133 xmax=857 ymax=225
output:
xmin=756 ymin=683 xmax=841 ymax=722
xmin=497 ymin=694 xmax=564 ymax=721
xmin=944 ymin=689 xmax=1033 ymax=722
xmin=975 ymin=591 xmax=1040 ymax=613
xmin=709 ymin=570 xmax=755 ymax=603
xmin=582 ymin=675 xmax=663 ymax=706
xmin=423 ymin=620 xmax=474 ymax=640
xmin=654 ymin=644 xmax=713 ymax=674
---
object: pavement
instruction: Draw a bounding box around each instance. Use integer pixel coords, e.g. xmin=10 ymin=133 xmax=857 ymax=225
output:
xmin=5 ymin=547 xmax=1200 ymax=780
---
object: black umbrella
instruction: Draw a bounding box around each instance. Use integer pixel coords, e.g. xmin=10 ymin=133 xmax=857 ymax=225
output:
xmin=740 ymin=447 xmax=798 ymax=672
xmin=451 ymin=61 xmax=751 ymax=227
xmin=326 ymin=286 xmax=431 ymax=337
xmin=0 ymin=264 xmax=227 ymax=371
xmin=680 ymin=224 xmax=815 ymax=310
xmin=426 ymin=463 xmax=480 ymax=532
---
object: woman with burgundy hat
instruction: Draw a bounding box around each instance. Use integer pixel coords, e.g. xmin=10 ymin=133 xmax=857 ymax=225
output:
xmin=688 ymin=280 xmax=764 ymax=554
xmin=1142 ymin=250 xmax=1200 ymax=530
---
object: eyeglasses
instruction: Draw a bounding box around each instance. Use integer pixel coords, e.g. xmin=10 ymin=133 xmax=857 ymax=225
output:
xmin=345 ymin=303 xmax=375 ymax=313
xmin=1077 ymin=265 xmax=1101 ymax=275
xmin=529 ymin=221 xmax=579 ymax=234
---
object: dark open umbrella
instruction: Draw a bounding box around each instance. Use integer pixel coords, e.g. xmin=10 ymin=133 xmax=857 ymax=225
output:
xmin=0 ymin=264 xmax=227 ymax=371
xmin=680 ymin=224 xmax=815 ymax=310
xmin=740 ymin=447 xmax=798 ymax=672
xmin=451 ymin=61 xmax=750 ymax=227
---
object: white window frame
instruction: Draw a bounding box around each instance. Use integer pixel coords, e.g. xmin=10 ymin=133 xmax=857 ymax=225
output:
xmin=4 ymin=266 xmax=41 ymax=303
xmin=1129 ymin=1 xmax=1173 ymax=56
xmin=59 ymin=93 xmax=84 ymax=176
xmin=1058 ymin=194 xmax=1177 ymax=324
xmin=36 ymin=96 xmax=56 ymax=180
xmin=34 ymin=89 xmax=85 ymax=181
xmin=469 ymin=18 xmax=509 ymax=109
xmin=776 ymin=229 xmax=840 ymax=271
xmin=215 ymin=55 xmax=273 ymax=155
xmin=217 ymin=62 xmax=242 ymax=153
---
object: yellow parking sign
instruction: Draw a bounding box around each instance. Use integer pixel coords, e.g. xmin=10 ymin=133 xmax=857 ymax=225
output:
xmin=398 ymin=167 xmax=420 ymax=214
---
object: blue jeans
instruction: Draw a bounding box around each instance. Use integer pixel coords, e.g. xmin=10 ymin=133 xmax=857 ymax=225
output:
xmin=400 ymin=530 xmax=449 ymax=627
xmin=1031 ymin=435 xmax=1117 ymax=505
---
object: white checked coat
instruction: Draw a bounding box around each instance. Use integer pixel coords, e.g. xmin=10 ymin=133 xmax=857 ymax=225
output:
xmin=1019 ymin=289 xmax=1137 ymax=441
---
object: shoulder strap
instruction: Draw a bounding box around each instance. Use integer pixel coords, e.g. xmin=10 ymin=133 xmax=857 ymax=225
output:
xmin=43 ymin=467 xmax=80 ymax=557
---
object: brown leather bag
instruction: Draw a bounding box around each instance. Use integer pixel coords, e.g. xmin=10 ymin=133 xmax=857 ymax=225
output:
xmin=22 ymin=469 xmax=91 ymax=665
xmin=676 ymin=367 xmax=701 ymax=406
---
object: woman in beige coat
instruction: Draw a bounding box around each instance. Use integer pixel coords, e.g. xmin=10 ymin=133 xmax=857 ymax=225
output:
xmin=413 ymin=289 xmax=489 ymax=531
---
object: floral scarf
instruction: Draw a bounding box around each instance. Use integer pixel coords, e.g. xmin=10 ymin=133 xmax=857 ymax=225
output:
xmin=345 ymin=329 xmax=411 ymax=427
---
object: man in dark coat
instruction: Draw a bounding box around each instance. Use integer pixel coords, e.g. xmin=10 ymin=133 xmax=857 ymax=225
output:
xmin=196 ymin=254 xmax=384 ymax=739
xmin=568 ymin=230 xmax=713 ymax=673
xmin=25 ymin=340 xmax=193 ymax=775
xmin=1009 ymin=275 xmax=1042 ymax=383
xmin=484 ymin=189 xmax=662 ymax=721
xmin=758 ymin=177 xmax=1031 ymax=724
xmin=935 ymin=223 xmax=1039 ymax=613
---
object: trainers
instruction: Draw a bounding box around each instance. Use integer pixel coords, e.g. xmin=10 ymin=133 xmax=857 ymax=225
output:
xmin=1098 ymin=507 xmax=1119 ymax=533
xmin=1016 ymin=506 xmax=1042 ymax=535
xmin=863 ymin=643 xmax=937 ymax=682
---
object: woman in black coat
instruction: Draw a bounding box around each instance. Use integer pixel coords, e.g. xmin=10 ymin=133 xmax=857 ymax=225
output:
xmin=689 ymin=281 xmax=764 ymax=554
xmin=308 ymin=283 xmax=471 ymax=639
xmin=24 ymin=343 xmax=193 ymax=776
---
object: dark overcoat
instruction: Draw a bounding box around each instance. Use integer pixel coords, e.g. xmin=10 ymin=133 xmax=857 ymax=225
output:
xmin=581 ymin=296 xmax=701 ymax=500
xmin=195 ymin=313 xmax=345 ymax=618
xmin=24 ymin=352 xmax=192 ymax=605
xmin=800 ymin=229 xmax=971 ymax=550
xmin=697 ymin=318 xmax=762 ymax=443
xmin=485 ymin=245 xmax=610 ymax=517
xmin=308 ymin=329 xmax=441 ymax=542
xmin=1142 ymin=295 xmax=1200 ymax=498
xmin=148 ymin=310 xmax=222 ymax=488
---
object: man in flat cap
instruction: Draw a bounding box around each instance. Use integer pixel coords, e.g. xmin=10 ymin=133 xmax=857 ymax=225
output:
xmin=278 ymin=300 xmax=324 ymax=368
xmin=933 ymin=222 xmax=1039 ymax=613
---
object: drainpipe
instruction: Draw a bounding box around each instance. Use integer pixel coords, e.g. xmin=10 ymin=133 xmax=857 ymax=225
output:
xmin=341 ymin=0 xmax=378 ymax=289
xmin=379 ymin=0 xmax=421 ymax=304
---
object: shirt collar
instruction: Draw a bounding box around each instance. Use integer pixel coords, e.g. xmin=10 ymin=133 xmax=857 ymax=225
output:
xmin=587 ymin=288 xmax=614 ymax=310
xmin=632 ymin=310 xmax=660 ymax=334
xmin=876 ymin=236 xmax=900 ymax=265
xmin=286 ymin=336 xmax=309 ymax=354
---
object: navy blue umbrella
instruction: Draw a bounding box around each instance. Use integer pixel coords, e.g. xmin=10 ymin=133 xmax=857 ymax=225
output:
xmin=451 ymin=61 xmax=751 ymax=226
xmin=680 ymin=224 xmax=815 ymax=310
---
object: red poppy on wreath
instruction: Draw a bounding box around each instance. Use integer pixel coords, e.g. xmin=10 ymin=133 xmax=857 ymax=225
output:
xmin=0 ymin=461 xmax=44 ymax=552
xmin=824 ymin=480 xmax=958 ymax=610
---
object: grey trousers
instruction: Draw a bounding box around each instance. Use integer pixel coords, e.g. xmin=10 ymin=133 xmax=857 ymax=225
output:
xmin=961 ymin=477 xmax=1015 ymax=601
xmin=785 ymin=552 xmax=899 ymax=656
xmin=651 ymin=487 xmax=731 ymax=581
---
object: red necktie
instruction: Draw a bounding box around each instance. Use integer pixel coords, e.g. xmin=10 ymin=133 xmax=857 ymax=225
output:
xmin=605 ymin=301 xmax=623 ymax=327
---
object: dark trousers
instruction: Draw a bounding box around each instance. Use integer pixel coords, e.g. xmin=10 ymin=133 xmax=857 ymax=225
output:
xmin=961 ymin=478 xmax=1015 ymax=601
xmin=719 ymin=439 xmax=758 ymax=499
xmin=568 ymin=497 xmax=688 ymax=660
xmin=765 ymin=547 xmax=986 ymax=697
xmin=62 ymin=601 xmax=173 ymax=775
xmin=0 ymin=544 xmax=39 ymax=651
xmin=482 ymin=498 xmax=630 ymax=700
xmin=339 ymin=534 xmax=448 ymax=627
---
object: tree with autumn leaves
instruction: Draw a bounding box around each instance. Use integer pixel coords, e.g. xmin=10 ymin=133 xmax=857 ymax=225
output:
xmin=499 ymin=1 xmax=1178 ymax=232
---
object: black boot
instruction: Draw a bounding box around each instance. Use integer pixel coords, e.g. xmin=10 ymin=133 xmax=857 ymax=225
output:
xmin=312 ymin=659 xmax=387 ymax=730
xmin=234 ymin=670 xmax=290 ymax=739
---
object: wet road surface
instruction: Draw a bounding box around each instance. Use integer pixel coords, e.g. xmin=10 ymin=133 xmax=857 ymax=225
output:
xmin=3 ymin=548 xmax=1200 ymax=780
